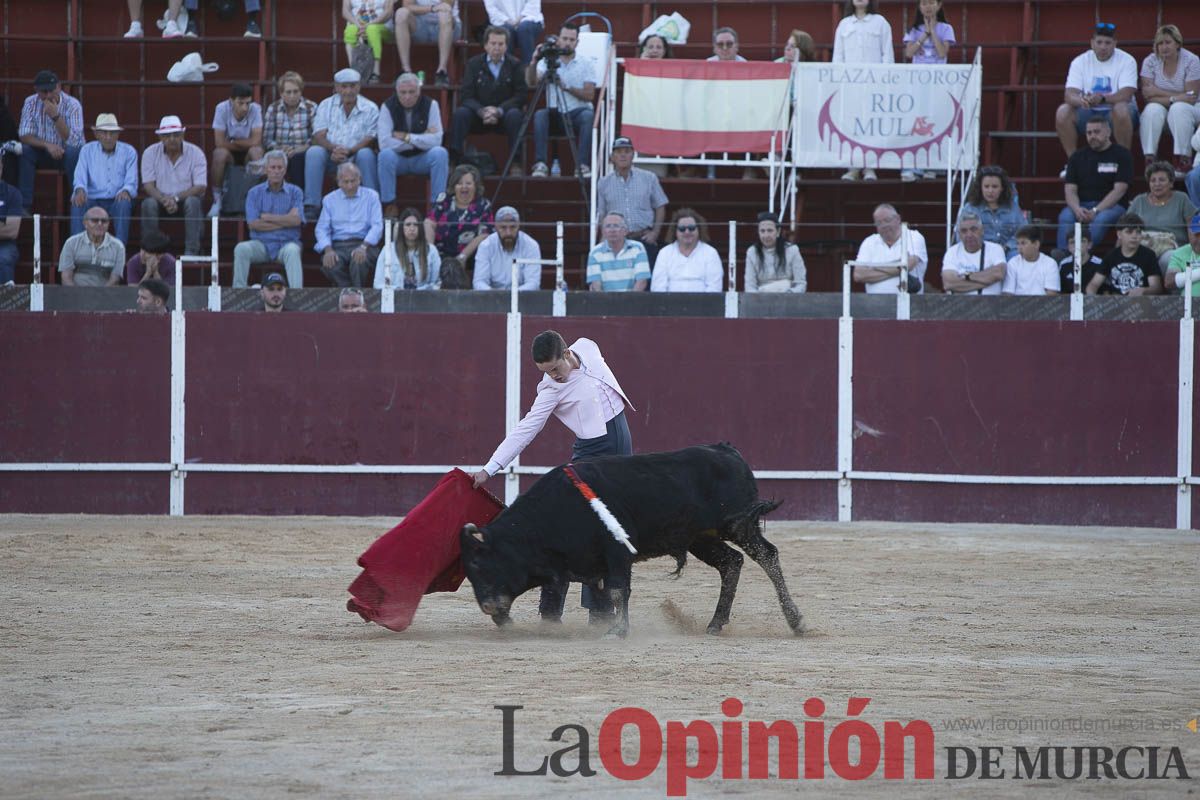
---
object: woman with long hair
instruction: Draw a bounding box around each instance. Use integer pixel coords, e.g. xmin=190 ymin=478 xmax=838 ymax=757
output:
xmin=375 ymin=207 xmax=442 ymax=288
xmin=958 ymin=165 xmax=1024 ymax=259
xmin=745 ymin=212 xmax=806 ymax=292
xmin=650 ymin=208 xmax=723 ymax=292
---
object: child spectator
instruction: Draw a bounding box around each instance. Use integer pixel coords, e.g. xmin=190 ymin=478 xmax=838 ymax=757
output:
xmin=124 ymin=229 xmax=177 ymax=285
xmin=1003 ymin=225 xmax=1060 ymax=295
xmin=901 ymin=0 xmax=955 ymax=181
xmin=1057 ymin=229 xmax=1102 ymax=294
xmin=1085 ymin=213 xmax=1163 ymax=295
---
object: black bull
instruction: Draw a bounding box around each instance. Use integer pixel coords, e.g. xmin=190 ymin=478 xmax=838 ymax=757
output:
xmin=460 ymin=443 xmax=805 ymax=637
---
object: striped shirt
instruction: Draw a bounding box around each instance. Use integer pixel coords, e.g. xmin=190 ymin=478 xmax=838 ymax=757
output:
xmin=312 ymin=93 xmax=379 ymax=150
xmin=263 ymin=97 xmax=317 ymax=150
xmin=595 ymin=166 xmax=667 ymax=234
xmin=586 ymin=239 xmax=650 ymax=291
xmin=18 ymin=91 xmax=85 ymax=147
xmin=58 ymin=231 xmax=125 ymax=274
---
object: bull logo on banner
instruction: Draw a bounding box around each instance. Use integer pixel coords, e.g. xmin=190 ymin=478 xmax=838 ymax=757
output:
xmin=817 ymin=90 xmax=963 ymax=170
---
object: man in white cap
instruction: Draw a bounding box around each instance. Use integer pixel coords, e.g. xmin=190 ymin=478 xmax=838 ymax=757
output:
xmin=71 ymin=113 xmax=138 ymax=245
xmin=471 ymin=205 xmax=541 ymax=290
xmin=304 ymin=68 xmax=379 ymax=219
xmin=140 ymin=115 xmax=207 ymax=255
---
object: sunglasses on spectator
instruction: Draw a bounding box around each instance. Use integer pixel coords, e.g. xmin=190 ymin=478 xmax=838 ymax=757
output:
xmin=1094 ymin=22 xmax=1115 ymax=35
xmin=676 ymin=224 xmax=698 ymax=232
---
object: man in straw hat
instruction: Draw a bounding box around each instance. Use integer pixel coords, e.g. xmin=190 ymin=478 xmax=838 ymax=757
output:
xmin=71 ymin=114 xmax=138 ymax=246
xmin=140 ymin=115 xmax=207 ymax=256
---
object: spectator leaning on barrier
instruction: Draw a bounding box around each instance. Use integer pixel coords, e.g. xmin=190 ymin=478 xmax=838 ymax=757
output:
xmin=378 ymin=72 xmax=449 ymax=212
xmin=957 ymin=165 xmax=1023 ymax=259
xmin=1055 ymin=22 xmax=1138 ymax=162
xmin=484 ymin=0 xmax=543 ymax=67
xmin=1138 ymin=24 xmax=1199 ymax=175
xmin=595 ymin=136 xmax=667 ymax=267
xmin=234 ymin=150 xmax=306 ymax=288
xmin=343 ymin=0 xmax=396 ymax=83
xmin=316 ymin=162 xmax=383 ymax=288
xmin=209 ymin=83 xmax=264 ymax=217
xmin=452 ymin=26 xmax=528 ymax=175
xmin=1164 ymin=212 xmax=1200 ymax=295
xmin=124 ymin=229 xmax=176 ymax=285
xmin=852 ymin=204 xmax=928 ymax=294
xmin=140 ymin=115 xmax=207 ymax=256
xmin=259 ymin=271 xmax=288 ymax=312
xmin=0 ymin=157 xmax=21 ymax=285
xmin=71 ymin=114 xmax=137 ymax=246
xmin=59 ymin=206 xmax=125 ymax=286
xmin=472 ymin=205 xmax=541 ymax=290
xmin=263 ymin=72 xmax=318 ymax=189
xmin=305 ymin=68 xmax=380 ymax=220
xmin=394 ymin=0 xmax=461 ymax=88
xmin=375 ymin=207 xmax=441 ymax=289
xmin=18 ymin=70 xmax=84 ymax=215
xmin=1002 ymin=225 xmax=1059 ymax=296
xmin=941 ymin=211 xmax=1005 ymax=295
xmin=135 ymin=277 xmax=170 ymax=314
xmin=1086 ymin=213 xmax=1163 ymax=296
xmin=338 ymin=286 xmax=368 ymax=312
xmin=745 ymin=211 xmax=806 ymax=293
xmin=1128 ymin=161 xmax=1198 ymax=274
xmin=708 ymin=27 xmax=747 ymax=63
xmin=650 ymin=208 xmax=723 ymax=292
xmin=527 ymin=21 xmax=597 ymax=179
xmin=1058 ymin=114 xmax=1132 ymax=252
xmin=587 ymin=212 xmax=650 ymax=292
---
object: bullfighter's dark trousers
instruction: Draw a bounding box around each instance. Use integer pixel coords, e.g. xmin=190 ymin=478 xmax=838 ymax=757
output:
xmin=538 ymin=410 xmax=633 ymax=618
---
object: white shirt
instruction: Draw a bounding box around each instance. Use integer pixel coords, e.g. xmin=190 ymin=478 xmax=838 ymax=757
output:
xmin=650 ymin=241 xmax=723 ymax=292
xmin=472 ymin=230 xmax=542 ymax=290
xmin=832 ymin=14 xmax=894 ymax=64
xmin=855 ymin=228 xmax=928 ymax=294
xmin=942 ymin=241 xmax=1006 ymax=296
xmin=1065 ymin=48 xmax=1139 ymax=110
xmin=1003 ymin=253 xmax=1060 ymax=295
xmin=484 ymin=0 xmax=542 ymax=26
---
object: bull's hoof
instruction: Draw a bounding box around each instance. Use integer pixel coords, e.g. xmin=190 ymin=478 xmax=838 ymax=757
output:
xmin=705 ymin=622 xmax=724 ymax=635
xmin=603 ymin=625 xmax=628 ymax=639
xmin=588 ymin=609 xmax=616 ymax=626
xmin=491 ymin=612 xmax=513 ymax=627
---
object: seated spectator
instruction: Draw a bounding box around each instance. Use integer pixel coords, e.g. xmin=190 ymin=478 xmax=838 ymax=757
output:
xmin=708 ymin=27 xmax=747 ymax=62
xmin=852 ymin=204 xmax=929 ymax=294
xmin=1057 ymin=115 xmax=1131 ymax=252
xmin=18 ymin=70 xmax=84 ymax=215
xmin=0 ymin=95 xmax=20 ymax=182
xmin=338 ymin=286 xmax=368 ymax=311
xmin=833 ymin=0 xmax=893 ymax=65
xmin=957 ymin=165 xmax=1023 ymax=259
xmin=484 ymin=0 xmax=543 ymax=66
xmin=124 ymin=0 xmax=178 ymax=38
xmin=587 ymin=212 xmax=650 ymax=291
xmin=941 ymin=211 xmax=1005 ymax=295
xmin=776 ymin=29 xmax=816 ymax=63
xmin=651 ymin=208 xmax=722 ymax=292
xmin=1058 ymin=229 xmax=1103 ymax=294
xmin=141 ymin=115 xmax=207 ymax=256
xmin=1085 ymin=213 xmax=1163 ymax=295
xmin=1128 ymin=161 xmax=1198 ymax=273
xmin=1138 ymin=24 xmax=1199 ymax=174
xmin=343 ymin=0 xmax=396 ymax=83
xmin=595 ymin=137 xmax=667 ymax=265
xmin=135 ymin=277 xmax=171 ymax=314
xmin=59 ymin=206 xmax=125 ymax=286
xmin=181 ymin=0 xmax=262 ymax=38
xmin=394 ymin=0 xmax=461 ymax=88
xmin=1163 ymin=212 xmax=1200 ymax=294
xmin=1191 ymin=132 xmax=1200 ymax=208
xmin=451 ymin=26 xmax=527 ymax=175
xmin=639 ymin=34 xmax=670 ymax=59
xmin=316 ymin=162 xmax=383 ymax=288
xmin=264 ymin=71 xmax=318 ymax=188
xmin=745 ymin=211 xmax=806 ymax=292
xmin=71 ymin=114 xmax=137 ymax=246
xmin=234 ymin=150 xmax=305 ymax=288
xmin=260 ymin=271 xmax=287 ymax=312
xmin=124 ymin=229 xmax=176 ymax=285
xmin=425 ymin=163 xmax=493 ymax=265
xmin=472 ymin=206 xmax=541 ymax=290
xmin=0 ymin=157 xmax=21 ymax=285
xmin=374 ymin=207 xmax=441 ymax=288
xmin=305 ymin=69 xmax=379 ymax=219
xmin=1054 ymin=23 xmax=1138 ymax=161
xmin=527 ymin=22 xmax=596 ymax=178
xmin=1003 ymin=225 xmax=1060 ymax=296
xmin=209 ymin=83 xmax=264 ymax=217
xmin=378 ymin=72 xmax=449 ymax=212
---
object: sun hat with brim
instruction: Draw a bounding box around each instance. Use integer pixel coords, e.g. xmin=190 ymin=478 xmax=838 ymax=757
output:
xmin=93 ymin=113 xmax=123 ymax=132
xmin=155 ymin=115 xmax=186 ymax=135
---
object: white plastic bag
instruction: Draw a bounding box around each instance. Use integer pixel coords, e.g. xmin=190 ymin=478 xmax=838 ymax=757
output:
xmin=638 ymin=12 xmax=690 ymax=45
xmin=167 ymin=53 xmax=220 ymax=83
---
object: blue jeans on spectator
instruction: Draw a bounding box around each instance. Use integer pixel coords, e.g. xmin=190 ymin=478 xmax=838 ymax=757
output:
xmin=185 ymin=0 xmax=259 ymax=9
xmin=18 ymin=144 xmax=82 ymax=212
xmin=378 ymin=146 xmax=449 ymax=205
xmin=304 ymin=146 xmax=379 ymax=210
xmin=505 ymin=21 xmax=543 ymax=66
xmin=70 ymin=196 xmax=133 ymax=246
xmin=1187 ymin=162 xmax=1200 ymax=209
xmin=1057 ymin=200 xmax=1126 ymax=252
xmin=0 ymin=240 xmax=17 ymax=283
xmin=534 ymin=106 xmax=593 ymax=169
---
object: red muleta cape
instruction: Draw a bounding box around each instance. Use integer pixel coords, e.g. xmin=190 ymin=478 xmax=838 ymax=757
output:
xmin=347 ymin=468 xmax=504 ymax=631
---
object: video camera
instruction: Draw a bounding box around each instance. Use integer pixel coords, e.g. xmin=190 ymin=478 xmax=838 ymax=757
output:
xmin=539 ymin=35 xmax=563 ymax=74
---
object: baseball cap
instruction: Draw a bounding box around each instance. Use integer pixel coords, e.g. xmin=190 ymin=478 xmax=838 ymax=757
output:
xmin=263 ymin=272 xmax=287 ymax=287
xmin=611 ymin=136 xmax=634 ymax=149
xmin=494 ymin=206 xmax=520 ymax=222
xmin=1189 ymin=211 xmax=1200 ymax=236
xmin=34 ymin=70 xmax=59 ymax=90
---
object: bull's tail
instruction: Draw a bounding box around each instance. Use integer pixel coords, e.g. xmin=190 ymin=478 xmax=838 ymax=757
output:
xmin=723 ymin=499 xmax=783 ymax=541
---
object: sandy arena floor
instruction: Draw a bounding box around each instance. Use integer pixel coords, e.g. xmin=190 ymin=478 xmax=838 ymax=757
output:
xmin=1 ymin=515 xmax=1196 ymax=799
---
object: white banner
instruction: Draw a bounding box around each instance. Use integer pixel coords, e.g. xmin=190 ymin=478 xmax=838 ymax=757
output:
xmin=792 ymin=61 xmax=981 ymax=170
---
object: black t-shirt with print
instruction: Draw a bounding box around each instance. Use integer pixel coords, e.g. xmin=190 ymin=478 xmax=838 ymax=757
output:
xmin=1097 ymin=245 xmax=1161 ymax=294
xmin=1059 ymin=253 xmax=1103 ymax=294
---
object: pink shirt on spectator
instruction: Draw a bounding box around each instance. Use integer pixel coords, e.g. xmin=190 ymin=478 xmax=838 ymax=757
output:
xmin=140 ymin=141 xmax=207 ymax=196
